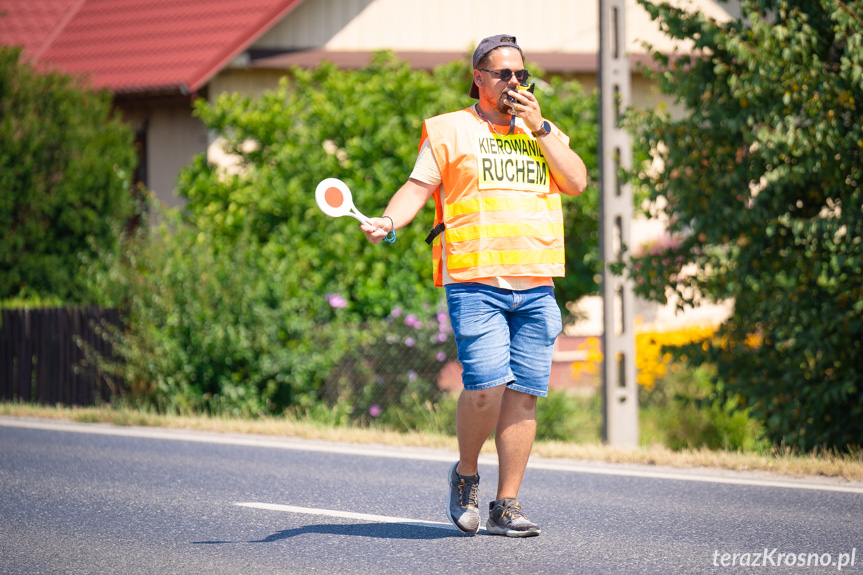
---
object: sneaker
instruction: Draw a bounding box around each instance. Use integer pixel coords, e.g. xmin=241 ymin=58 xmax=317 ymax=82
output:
xmin=486 ymin=498 xmax=541 ymax=537
xmin=446 ymin=462 xmax=481 ymax=534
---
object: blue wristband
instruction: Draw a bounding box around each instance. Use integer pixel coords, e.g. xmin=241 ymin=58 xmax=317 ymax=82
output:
xmin=382 ymin=215 xmax=396 ymax=244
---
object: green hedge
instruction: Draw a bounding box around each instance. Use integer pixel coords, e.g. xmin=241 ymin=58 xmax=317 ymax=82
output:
xmin=0 ymin=46 xmax=136 ymax=303
xmin=88 ymin=52 xmax=600 ymax=416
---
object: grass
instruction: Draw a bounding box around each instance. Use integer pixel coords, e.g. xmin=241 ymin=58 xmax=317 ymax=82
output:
xmin=3 ymin=401 xmax=863 ymax=482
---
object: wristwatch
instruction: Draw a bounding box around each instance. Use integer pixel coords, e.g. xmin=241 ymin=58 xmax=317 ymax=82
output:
xmin=531 ymin=120 xmax=551 ymax=138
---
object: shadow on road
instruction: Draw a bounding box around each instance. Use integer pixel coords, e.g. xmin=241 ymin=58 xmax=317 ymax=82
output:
xmin=194 ymin=521 xmax=471 ymax=543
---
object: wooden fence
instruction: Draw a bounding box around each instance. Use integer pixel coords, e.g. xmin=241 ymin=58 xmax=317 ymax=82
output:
xmin=0 ymin=307 xmax=119 ymax=406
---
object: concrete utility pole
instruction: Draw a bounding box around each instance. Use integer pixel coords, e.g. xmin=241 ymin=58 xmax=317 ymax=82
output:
xmin=598 ymin=0 xmax=638 ymax=447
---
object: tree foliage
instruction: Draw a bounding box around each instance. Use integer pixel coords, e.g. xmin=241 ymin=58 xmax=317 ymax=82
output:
xmin=93 ymin=52 xmax=599 ymax=415
xmin=0 ymin=46 xmax=136 ymax=303
xmin=180 ymin=52 xmax=599 ymax=321
xmin=629 ymin=0 xmax=862 ymax=450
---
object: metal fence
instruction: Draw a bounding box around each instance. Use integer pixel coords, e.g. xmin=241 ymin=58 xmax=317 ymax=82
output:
xmin=0 ymin=307 xmax=119 ymax=406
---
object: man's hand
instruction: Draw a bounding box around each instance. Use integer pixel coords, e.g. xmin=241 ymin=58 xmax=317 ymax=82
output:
xmin=360 ymin=179 xmax=438 ymax=244
xmin=506 ymin=89 xmax=588 ymax=196
xmin=361 ymin=218 xmax=393 ymax=244
xmin=507 ymin=89 xmax=543 ymax=134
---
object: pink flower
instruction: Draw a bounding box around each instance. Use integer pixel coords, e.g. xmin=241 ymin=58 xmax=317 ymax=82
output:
xmin=405 ymin=314 xmax=423 ymax=329
xmin=404 ymin=337 xmax=416 ymax=347
xmin=436 ymin=352 xmax=447 ymax=362
xmin=369 ymin=404 xmax=382 ymax=417
xmin=390 ymin=306 xmax=402 ymax=318
xmin=437 ymin=332 xmax=448 ymax=343
xmin=326 ymin=293 xmax=347 ymax=308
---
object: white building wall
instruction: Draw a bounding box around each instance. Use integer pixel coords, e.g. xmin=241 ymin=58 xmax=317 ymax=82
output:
xmin=255 ymin=0 xmax=739 ymax=56
xmin=121 ymin=102 xmax=209 ymax=209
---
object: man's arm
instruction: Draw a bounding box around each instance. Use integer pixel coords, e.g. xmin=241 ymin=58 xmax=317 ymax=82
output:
xmin=536 ymin=130 xmax=588 ymax=197
xmin=361 ymin=178 xmax=438 ymax=244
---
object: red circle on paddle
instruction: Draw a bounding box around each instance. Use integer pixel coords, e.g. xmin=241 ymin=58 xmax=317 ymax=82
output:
xmin=325 ymin=187 xmax=344 ymax=208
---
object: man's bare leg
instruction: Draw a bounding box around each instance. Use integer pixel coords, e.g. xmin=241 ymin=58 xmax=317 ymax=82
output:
xmin=455 ymin=386 xmax=505 ymax=476
xmin=494 ymin=387 xmax=537 ymax=499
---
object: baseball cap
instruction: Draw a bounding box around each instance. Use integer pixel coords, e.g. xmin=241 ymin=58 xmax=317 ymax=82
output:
xmin=469 ymin=34 xmax=524 ymax=99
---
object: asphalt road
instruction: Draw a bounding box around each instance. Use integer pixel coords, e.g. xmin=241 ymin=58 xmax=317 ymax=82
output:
xmin=1 ymin=417 xmax=861 ymax=575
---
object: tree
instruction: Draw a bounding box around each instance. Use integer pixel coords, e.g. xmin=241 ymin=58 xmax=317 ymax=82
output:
xmin=180 ymin=52 xmax=599 ymax=321
xmin=628 ymin=0 xmax=862 ymax=450
xmin=93 ymin=52 xmax=599 ymax=416
xmin=0 ymin=46 xmax=137 ymax=303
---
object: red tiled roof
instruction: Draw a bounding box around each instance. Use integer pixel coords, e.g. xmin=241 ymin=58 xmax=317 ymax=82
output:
xmin=0 ymin=0 xmax=80 ymax=55
xmin=0 ymin=0 xmax=305 ymax=94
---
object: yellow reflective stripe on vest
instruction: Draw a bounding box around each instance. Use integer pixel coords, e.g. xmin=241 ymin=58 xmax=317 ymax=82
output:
xmin=447 ymin=248 xmax=565 ymax=270
xmin=445 ymin=194 xmax=561 ymax=219
xmin=445 ymin=222 xmax=564 ymax=243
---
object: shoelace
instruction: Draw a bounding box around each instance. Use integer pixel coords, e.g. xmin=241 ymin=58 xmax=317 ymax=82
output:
xmin=500 ymin=501 xmax=526 ymax=522
xmin=458 ymin=479 xmax=480 ymax=508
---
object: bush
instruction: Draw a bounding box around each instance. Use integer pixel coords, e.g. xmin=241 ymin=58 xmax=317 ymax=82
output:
xmin=180 ymin=51 xmax=599 ymax=322
xmin=641 ymin=365 xmax=769 ymax=452
xmin=84 ymin=51 xmax=601 ymax=419
xmin=88 ymin=207 xmax=463 ymax=419
xmin=571 ymin=324 xmax=767 ymax=450
xmin=536 ymin=390 xmax=602 ymax=443
xmin=628 ymin=0 xmax=863 ymax=451
xmin=0 ymin=46 xmax=137 ymax=303
xmin=86 ymin=52 xmax=600 ymax=417
xmin=88 ymin=211 xmax=353 ymax=416
xmin=320 ymin=302 xmax=458 ymax=428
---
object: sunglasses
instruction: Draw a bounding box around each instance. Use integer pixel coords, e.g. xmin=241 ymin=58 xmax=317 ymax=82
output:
xmin=477 ymin=68 xmax=531 ymax=83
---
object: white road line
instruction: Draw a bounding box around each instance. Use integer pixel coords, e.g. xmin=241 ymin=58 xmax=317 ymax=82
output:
xmin=527 ymin=460 xmax=863 ymax=494
xmin=3 ymin=416 xmax=863 ymax=494
xmin=235 ymin=502 xmax=461 ymax=532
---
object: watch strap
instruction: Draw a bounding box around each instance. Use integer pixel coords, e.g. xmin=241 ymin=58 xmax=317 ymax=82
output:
xmin=531 ymin=120 xmax=551 ymax=138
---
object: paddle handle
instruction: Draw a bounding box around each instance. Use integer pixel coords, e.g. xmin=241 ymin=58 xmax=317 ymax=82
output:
xmin=348 ymin=208 xmax=371 ymax=226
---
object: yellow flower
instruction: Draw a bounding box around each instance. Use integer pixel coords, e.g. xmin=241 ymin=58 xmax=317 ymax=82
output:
xmin=570 ymin=324 xmax=762 ymax=390
xmin=571 ymin=337 xmax=603 ymax=379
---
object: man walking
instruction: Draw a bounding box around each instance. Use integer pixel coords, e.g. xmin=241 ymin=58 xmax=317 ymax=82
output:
xmin=362 ymin=34 xmax=587 ymax=537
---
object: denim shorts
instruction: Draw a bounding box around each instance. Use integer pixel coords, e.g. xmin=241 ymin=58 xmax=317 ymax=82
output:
xmin=444 ymin=282 xmax=562 ymax=397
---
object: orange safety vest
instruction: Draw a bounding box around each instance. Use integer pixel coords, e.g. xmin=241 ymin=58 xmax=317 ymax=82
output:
xmin=421 ymin=107 xmax=566 ymax=287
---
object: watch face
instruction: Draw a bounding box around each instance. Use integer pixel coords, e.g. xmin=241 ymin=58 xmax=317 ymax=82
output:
xmin=534 ymin=121 xmax=550 ymax=137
